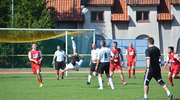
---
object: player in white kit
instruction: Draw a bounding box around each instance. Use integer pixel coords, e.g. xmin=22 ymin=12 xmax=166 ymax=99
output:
xmin=87 ymin=43 xmax=99 ymax=85
xmin=52 ymin=45 xmax=66 ymax=80
xmin=96 ymin=40 xmax=115 ymax=90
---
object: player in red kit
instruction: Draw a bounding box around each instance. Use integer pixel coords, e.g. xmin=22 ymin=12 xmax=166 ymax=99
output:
xmin=164 ymin=46 xmax=180 ymax=86
xmin=109 ymin=41 xmax=127 ymax=89
xmin=28 ymin=43 xmax=43 ymax=87
xmin=126 ymin=43 xmax=136 ymax=78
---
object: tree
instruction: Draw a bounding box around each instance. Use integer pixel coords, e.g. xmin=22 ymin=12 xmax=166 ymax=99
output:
xmin=14 ymin=0 xmax=56 ymax=28
xmin=0 ymin=0 xmax=57 ymax=68
xmin=0 ymin=0 xmax=11 ymax=28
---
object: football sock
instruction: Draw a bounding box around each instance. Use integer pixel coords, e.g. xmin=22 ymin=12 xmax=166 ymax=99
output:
xmin=144 ymin=94 xmax=147 ymax=99
xmin=98 ymin=77 xmax=103 ymax=89
xmin=166 ymin=90 xmax=171 ymax=96
xmin=133 ymin=69 xmax=135 ymax=76
xmin=128 ymin=69 xmax=131 ymax=78
xmin=168 ymin=76 xmax=174 ymax=86
xmin=88 ymin=75 xmax=92 ymax=83
xmin=108 ymin=77 xmax=114 ymax=90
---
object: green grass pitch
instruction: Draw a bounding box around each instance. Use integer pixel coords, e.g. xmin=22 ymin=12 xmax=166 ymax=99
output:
xmin=0 ymin=72 xmax=180 ymax=100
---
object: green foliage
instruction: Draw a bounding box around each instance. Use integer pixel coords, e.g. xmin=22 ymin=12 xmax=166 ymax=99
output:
xmin=14 ymin=0 xmax=56 ymax=28
xmin=0 ymin=0 xmax=57 ymax=67
xmin=0 ymin=0 xmax=56 ymax=28
xmin=0 ymin=0 xmax=11 ymax=27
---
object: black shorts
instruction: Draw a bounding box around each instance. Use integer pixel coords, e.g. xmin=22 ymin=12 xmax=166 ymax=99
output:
xmin=55 ymin=61 xmax=65 ymax=70
xmin=144 ymin=70 xmax=165 ymax=86
xmin=90 ymin=63 xmax=96 ymax=72
xmin=98 ymin=62 xmax=110 ymax=75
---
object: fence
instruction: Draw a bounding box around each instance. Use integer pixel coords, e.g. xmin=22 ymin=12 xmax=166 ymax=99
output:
xmin=0 ymin=39 xmax=149 ymax=68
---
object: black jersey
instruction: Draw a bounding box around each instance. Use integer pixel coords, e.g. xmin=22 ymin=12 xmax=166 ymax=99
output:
xmin=71 ymin=55 xmax=80 ymax=66
xmin=145 ymin=46 xmax=161 ymax=73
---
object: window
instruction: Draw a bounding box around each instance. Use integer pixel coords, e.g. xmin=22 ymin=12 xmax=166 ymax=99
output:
xmin=91 ymin=11 xmax=104 ymax=22
xmin=136 ymin=11 xmax=149 ymax=22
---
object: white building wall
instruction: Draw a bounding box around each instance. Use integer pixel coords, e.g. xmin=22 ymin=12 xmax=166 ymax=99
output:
xmin=83 ymin=7 xmax=112 ymax=39
xmin=113 ymin=6 xmax=160 ymax=47
xmin=82 ymin=5 xmax=180 ymax=54
xmin=159 ymin=5 xmax=180 ymax=55
xmin=171 ymin=5 xmax=180 ymax=53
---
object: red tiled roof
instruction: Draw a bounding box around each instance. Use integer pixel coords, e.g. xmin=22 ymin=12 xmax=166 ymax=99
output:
xmin=157 ymin=0 xmax=173 ymax=21
xmin=111 ymin=0 xmax=129 ymax=22
xmin=171 ymin=0 xmax=180 ymax=4
xmin=87 ymin=0 xmax=114 ymax=6
xmin=127 ymin=0 xmax=160 ymax=5
xmin=47 ymin=0 xmax=83 ymax=22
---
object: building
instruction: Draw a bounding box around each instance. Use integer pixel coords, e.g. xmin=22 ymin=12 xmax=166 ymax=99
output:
xmin=47 ymin=0 xmax=180 ymax=54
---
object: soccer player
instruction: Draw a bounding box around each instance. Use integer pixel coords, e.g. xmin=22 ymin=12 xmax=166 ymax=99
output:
xmin=164 ymin=46 xmax=180 ymax=86
xmin=28 ymin=43 xmax=43 ymax=87
xmin=64 ymin=53 xmax=83 ymax=71
xmin=109 ymin=41 xmax=127 ymax=89
xmin=52 ymin=45 xmax=66 ymax=80
xmin=126 ymin=43 xmax=136 ymax=78
xmin=96 ymin=40 xmax=113 ymax=90
xmin=87 ymin=43 xmax=99 ymax=85
xmin=63 ymin=36 xmax=83 ymax=72
xmin=144 ymin=37 xmax=172 ymax=100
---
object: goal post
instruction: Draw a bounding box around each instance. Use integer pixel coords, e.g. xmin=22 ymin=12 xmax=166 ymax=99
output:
xmin=0 ymin=28 xmax=96 ymax=68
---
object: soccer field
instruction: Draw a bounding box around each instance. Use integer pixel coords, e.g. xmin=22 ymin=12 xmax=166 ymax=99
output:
xmin=0 ymin=72 xmax=180 ymax=100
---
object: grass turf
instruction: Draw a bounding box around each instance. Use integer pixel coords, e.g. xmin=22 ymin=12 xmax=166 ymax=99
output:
xmin=0 ymin=72 xmax=180 ymax=100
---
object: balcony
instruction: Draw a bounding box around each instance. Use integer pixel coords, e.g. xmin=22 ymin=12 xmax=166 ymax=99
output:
xmin=111 ymin=0 xmax=129 ymax=22
xmin=127 ymin=0 xmax=160 ymax=6
xmin=157 ymin=13 xmax=173 ymax=21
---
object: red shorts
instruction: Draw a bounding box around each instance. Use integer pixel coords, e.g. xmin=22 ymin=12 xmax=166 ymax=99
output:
xmin=31 ymin=63 xmax=41 ymax=74
xmin=110 ymin=63 xmax=122 ymax=72
xmin=170 ymin=64 xmax=180 ymax=74
xmin=127 ymin=59 xmax=136 ymax=67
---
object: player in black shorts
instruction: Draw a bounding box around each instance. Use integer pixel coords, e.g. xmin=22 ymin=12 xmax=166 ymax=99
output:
xmin=52 ymin=45 xmax=66 ymax=80
xmin=143 ymin=37 xmax=173 ymax=100
xmin=96 ymin=40 xmax=113 ymax=90
xmin=87 ymin=43 xmax=99 ymax=85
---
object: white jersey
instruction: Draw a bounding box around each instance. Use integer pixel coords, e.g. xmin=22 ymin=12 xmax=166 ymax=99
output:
xmin=91 ymin=48 xmax=99 ymax=63
xmin=98 ymin=47 xmax=111 ymax=63
xmin=54 ymin=50 xmax=65 ymax=62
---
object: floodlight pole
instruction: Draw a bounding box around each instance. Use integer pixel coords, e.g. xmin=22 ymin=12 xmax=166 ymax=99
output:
xmin=11 ymin=0 xmax=15 ymax=68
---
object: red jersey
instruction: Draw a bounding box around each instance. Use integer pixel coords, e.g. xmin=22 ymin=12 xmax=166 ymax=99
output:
xmin=30 ymin=50 xmax=41 ymax=62
xmin=111 ymin=48 xmax=121 ymax=64
xmin=168 ymin=52 xmax=180 ymax=66
xmin=127 ymin=47 xmax=136 ymax=60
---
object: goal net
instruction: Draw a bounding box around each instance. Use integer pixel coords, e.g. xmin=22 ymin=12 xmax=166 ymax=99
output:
xmin=0 ymin=28 xmax=95 ymax=68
